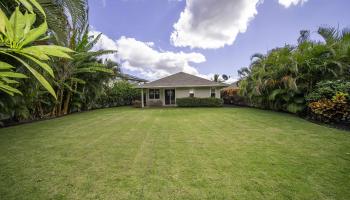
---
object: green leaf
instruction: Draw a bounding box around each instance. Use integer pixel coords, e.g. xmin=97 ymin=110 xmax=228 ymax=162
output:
xmin=268 ymin=89 xmax=285 ymax=101
xmin=17 ymin=0 xmax=34 ymax=13
xmin=23 ymin=12 xmax=36 ymax=36
xmin=0 ymin=61 xmax=15 ymax=69
xmin=62 ymin=82 xmax=75 ymax=92
xmin=0 ymin=8 xmax=5 ymax=33
xmin=21 ymin=47 xmax=50 ymax=60
xmin=74 ymin=67 xmax=113 ymax=74
xmin=287 ymin=103 xmax=305 ymax=114
xmin=293 ymin=97 xmax=305 ymax=104
xmin=70 ymin=77 xmax=86 ymax=84
xmin=20 ymin=21 xmax=47 ymax=47
xmin=0 ymin=8 xmax=13 ymax=41
xmin=19 ymin=53 xmax=54 ymax=77
xmin=1 ymin=77 xmax=19 ymax=84
xmin=28 ymin=0 xmax=46 ymax=17
xmin=89 ymin=67 xmax=114 ymax=73
xmin=2 ymin=52 xmax=56 ymax=99
xmin=10 ymin=7 xmax=26 ymax=43
xmin=0 ymin=82 xmax=22 ymax=95
xmin=23 ymin=63 xmax=56 ymax=98
xmin=0 ymin=72 xmax=27 ymax=78
xmin=24 ymin=45 xmax=73 ymax=59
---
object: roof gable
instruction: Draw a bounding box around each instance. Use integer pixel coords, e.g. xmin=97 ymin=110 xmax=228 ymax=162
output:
xmin=138 ymin=72 xmax=228 ymax=88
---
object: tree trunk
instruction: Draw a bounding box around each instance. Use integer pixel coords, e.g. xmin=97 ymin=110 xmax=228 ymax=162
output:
xmin=57 ymin=88 xmax=64 ymax=116
xmin=62 ymin=91 xmax=71 ymax=115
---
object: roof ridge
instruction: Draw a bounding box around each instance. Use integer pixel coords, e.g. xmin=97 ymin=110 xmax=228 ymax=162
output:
xmin=147 ymin=72 xmax=183 ymax=84
xmin=138 ymin=71 xmax=229 ymax=88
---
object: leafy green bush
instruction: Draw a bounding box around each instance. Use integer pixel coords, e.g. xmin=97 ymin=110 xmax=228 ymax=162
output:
xmin=132 ymin=100 xmax=142 ymax=108
xmin=176 ymin=97 xmax=223 ymax=107
xmin=221 ymin=87 xmax=248 ymax=106
xmin=307 ymin=80 xmax=350 ymax=123
xmin=99 ymin=81 xmax=140 ymax=108
xmin=306 ymin=80 xmax=350 ymax=102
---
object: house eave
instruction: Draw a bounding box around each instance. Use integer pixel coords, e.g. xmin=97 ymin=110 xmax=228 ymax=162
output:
xmin=136 ymin=84 xmax=228 ymax=89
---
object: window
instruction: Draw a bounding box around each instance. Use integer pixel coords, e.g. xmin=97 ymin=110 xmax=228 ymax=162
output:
xmin=149 ymin=89 xmax=160 ymax=99
xmin=189 ymin=89 xmax=194 ymax=97
xmin=211 ymin=88 xmax=216 ymax=98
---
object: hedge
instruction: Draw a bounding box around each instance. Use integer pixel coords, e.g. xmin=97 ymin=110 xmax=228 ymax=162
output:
xmin=176 ymin=97 xmax=223 ymax=107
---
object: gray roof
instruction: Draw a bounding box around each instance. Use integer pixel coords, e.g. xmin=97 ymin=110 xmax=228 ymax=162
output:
xmin=137 ymin=72 xmax=228 ymax=88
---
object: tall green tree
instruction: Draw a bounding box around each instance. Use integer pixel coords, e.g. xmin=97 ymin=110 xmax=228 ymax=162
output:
xmin=238 ymin=26 xmax=350 ymax=114
xmin=52 ymin=31 xmax=115 ymax=116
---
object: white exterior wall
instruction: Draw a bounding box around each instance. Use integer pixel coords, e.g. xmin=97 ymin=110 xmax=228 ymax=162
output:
xmin=176 ymin=87 xmax=222 ymax=98
xmin=144 ymin=87 xmax=222 ymax=106
xmin=175 ymin=87 xmax=211 ymax=98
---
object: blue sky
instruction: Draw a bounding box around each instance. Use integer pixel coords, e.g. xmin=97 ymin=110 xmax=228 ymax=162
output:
xmin=88 ymin=0 xmax=350 ymax=82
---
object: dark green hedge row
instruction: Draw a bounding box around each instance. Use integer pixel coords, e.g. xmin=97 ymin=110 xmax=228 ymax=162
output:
xmin=176 ymin=97 xmax=223 ymax=107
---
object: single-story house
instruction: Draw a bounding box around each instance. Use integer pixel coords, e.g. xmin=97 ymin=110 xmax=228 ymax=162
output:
xmin=136 ymin=72 xmax=228 ymax=107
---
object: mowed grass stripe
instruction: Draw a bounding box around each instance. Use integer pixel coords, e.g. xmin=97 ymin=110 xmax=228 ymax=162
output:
xmin=0 ymin=107 xmax=349 ymax=199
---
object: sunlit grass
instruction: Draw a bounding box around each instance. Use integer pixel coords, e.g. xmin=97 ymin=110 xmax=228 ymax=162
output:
xmin=0 ymin=107 xmax=349 ymax=199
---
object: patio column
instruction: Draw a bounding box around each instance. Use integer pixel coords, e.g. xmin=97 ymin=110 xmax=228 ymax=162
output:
xmin=141 ymin=88 xmax=144 ymax=108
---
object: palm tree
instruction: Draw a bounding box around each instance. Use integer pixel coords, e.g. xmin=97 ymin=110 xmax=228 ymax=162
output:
xmin=222 ymin=74 xmax=229 ymax=81
xmin=238 ymin=26 xmax=350 ymax=114
xmin=212 ymin=74 xmax=220 ymax=82
xmin=213 ymin=74 xmax=230 ymax=82
xmin=53 ymin=31 xmax=115 ymax=116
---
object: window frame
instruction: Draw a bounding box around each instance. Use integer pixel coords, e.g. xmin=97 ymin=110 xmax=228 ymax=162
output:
xmin=189 ymin=88 xmax=195 ymax=98
xmin=210 ymin=88 xmax=216 ymax=98
xmin=149 ymin=89 xmax=160 ymax=99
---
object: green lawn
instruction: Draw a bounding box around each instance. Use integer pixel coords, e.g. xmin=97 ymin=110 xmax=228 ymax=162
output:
xmin=0 ymin=107 xmax=349 ymax=199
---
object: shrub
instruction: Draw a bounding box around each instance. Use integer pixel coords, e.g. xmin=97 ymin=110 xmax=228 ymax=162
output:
xmin=148 ymin=100 xmax=163 ymax=107
xmin=306 ymin=80 xmax=350 ymax=123
xmin=306 ymin=80 xmax=350 ymax=102
xmin=132 ymin=100 xmax=142 ymax=108
xmin=176 ymin=97 xmax=223 ymax=107
xmin=221 ymin=87 xmax=248 ymax=106
xmin=99 ymin=81 xmax=141 ymax=108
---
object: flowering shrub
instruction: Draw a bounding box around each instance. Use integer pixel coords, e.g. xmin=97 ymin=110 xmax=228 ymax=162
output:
xmin=308 ymin=92 xmax=350 ymax=123
xmin=221 ymin=87 xmax=248 ymax=106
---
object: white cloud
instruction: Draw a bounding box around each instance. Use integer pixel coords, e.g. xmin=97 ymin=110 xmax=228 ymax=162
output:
xmin=224 ymin=76 xmax=238 ymax=84
xmin=90 ymin=31 xmax=119 ymax=61
xmin=170 ymin=0 xmax=262 ymax=49
xmin=278 ymin=0 xmax=308 ymax=8
xmin=90 ymin=31 xmax=207 ymax=80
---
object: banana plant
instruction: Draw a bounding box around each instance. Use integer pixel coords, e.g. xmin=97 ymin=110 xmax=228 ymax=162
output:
xmin=0 ymin=4 xmax=73 ymax=98
xmin=53 ymin=31 xmax=115 ymax=115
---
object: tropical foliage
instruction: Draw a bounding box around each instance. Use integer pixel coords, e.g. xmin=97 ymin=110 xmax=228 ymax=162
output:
xmin=221 ymin=86 xmax=246 ymax=106
xmin=307 ymin=80 xmax=350 ymax=123
xmin=238 ymin=26 xmax=350 ymax=124
xmin=0 ymin=3 xmax=73 ymax=97
xmin=212 ymin=74 xmax=229 ymax=82
xmin=0 ymin=0 xmax=143 ymax=126
xmin=99 ymin=81 xmax=140 ymax=108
